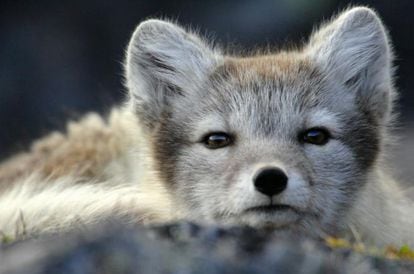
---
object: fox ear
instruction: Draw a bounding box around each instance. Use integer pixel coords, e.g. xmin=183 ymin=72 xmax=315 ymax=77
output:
xmin=306 ymin=7 xmax=394 ymax=121
xmin=125 ymin=19 xmax=218 ymax=129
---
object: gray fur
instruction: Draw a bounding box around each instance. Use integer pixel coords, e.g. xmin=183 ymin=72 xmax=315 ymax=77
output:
xmin=124 ymin=7 xmax=412 ymax=245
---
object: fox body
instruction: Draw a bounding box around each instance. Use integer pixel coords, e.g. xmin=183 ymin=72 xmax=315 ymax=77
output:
xmin=0 ymin=7 xmax=412 ymax=246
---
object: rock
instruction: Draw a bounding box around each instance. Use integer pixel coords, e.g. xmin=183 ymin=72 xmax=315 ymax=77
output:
xmin=1 ymin=222 xmax=414 ymax=274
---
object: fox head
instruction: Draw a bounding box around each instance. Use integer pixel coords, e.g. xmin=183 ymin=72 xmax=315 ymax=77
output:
xmin=124 ymin=7 xmax=394 ymax=235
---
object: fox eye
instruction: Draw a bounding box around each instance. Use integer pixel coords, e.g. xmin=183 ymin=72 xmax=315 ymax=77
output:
xmin=203 ymin=132 xmax=232 ymax=149
xmin=301 ymin=128 xmax=330 ymax=145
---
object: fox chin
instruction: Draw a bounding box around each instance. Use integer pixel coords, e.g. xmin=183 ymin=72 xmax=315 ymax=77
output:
xmin=0 ymin=6 xmax=413 ymax=247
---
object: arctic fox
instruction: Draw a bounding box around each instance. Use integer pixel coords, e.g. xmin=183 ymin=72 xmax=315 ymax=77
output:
xmin=0 ymin=7 xmax=412 ymax=246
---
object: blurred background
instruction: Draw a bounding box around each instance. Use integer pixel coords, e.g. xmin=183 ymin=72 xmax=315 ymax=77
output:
xmin=0 ymin=0 xmax=413 ymax=181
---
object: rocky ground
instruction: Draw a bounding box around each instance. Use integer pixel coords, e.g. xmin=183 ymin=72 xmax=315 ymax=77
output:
xmin=1 ymin=222 xmax=414 ymax=274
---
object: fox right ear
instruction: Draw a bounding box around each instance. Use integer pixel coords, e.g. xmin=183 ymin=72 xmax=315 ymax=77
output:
xmin=305 ymin=7 xmax=394 ymax=122
xmin=125 ymin=19 xmax=219 ymax=129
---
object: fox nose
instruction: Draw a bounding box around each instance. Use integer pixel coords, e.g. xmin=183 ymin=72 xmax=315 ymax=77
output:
xmin=253 ymin=167 xmax=288 ymax=197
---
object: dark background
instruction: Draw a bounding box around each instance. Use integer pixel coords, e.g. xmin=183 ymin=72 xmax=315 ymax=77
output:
xmin=0 ymin=0 xmax=413 ymax=177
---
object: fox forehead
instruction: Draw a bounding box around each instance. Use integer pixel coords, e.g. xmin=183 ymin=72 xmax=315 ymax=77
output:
xmin=203 ymin=52 xmax=332 ymax=113
xmin=171 ymin=54 xmax=344 ymax=143
xmin=186 ymin=52 xmax=338 ymax=124
xmin=225 ymin=51 xmax=306 ymax=70
xmin=220 ymin=52 xmax=318 ymax=83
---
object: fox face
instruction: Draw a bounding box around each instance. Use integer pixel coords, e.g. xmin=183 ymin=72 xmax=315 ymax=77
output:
xmin=125 ymin=7 xmax=394 ymax=235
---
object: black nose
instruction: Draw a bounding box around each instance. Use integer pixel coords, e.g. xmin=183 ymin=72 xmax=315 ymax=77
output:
xmin=254 ymin=167 xmax=288 ymax=197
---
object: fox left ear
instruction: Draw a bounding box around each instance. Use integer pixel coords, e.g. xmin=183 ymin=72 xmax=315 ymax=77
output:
xmin=125 ymin=19 xmax=219 ymax=129
xmin=306 ymin=7 xmax=394 ymax=122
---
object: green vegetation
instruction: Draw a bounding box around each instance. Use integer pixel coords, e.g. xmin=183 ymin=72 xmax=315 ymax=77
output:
xmin=325 ymin=237 xmax=414 ymax=261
